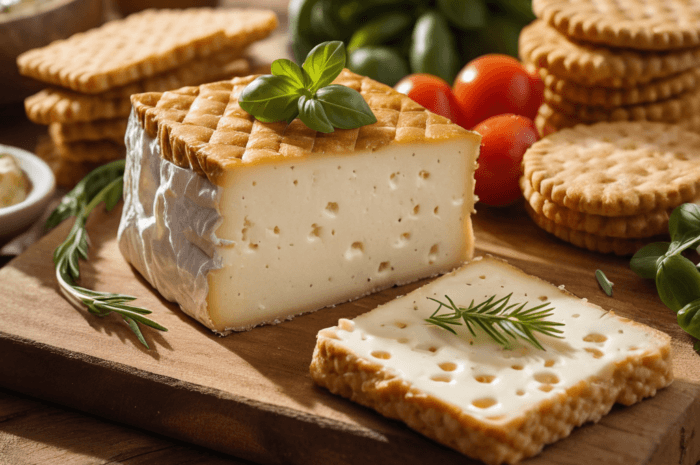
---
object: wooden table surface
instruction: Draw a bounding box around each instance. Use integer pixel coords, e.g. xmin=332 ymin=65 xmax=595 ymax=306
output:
xmin=0 ymin=2 xmax=289 ymax=463
xmin=2 ymin=2 xmax=700 ymax=464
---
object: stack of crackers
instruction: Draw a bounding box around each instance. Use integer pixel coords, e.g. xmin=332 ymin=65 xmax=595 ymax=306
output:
xmin=17 ymin=8 xmax=278 ymax=187
xmin=520 ymin=0 xmax=700 ymax=136
xmin=521 ymin=121 xmax=700 ymax=255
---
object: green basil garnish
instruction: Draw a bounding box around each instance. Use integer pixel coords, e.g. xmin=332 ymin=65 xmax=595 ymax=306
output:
xmin=239 ymin=41 xmax=377 ymax=134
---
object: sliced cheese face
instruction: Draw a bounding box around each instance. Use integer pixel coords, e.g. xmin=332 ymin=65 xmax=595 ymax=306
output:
xmin=318 ymin=256 xmax=671 ymax=424
xmin=118 ymin=111 xmax=479 ymax=332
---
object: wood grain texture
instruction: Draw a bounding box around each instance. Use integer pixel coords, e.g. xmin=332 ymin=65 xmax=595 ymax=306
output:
xmin=0 ymin=202 xmax=699 ymax=465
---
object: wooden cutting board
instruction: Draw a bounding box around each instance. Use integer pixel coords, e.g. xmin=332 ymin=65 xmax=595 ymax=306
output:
xmin=1 ymin=202 xmax=699 ymax=465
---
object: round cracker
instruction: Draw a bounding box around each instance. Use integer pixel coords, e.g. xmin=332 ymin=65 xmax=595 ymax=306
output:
xmin=535 ymin=102 xmax=700 ymax=135
xmin=523 ymin=121 xmax=700 ymax=216
xmin=540 ymin=67 xmax=700 ymax=108
xmin=533 ymin=0 xmax=700 ymax=50
xmin=524 ymin=203 xmax=660 ymax=256
xmin=544 ymin=85 xmax=700 ymax=123
xmin=521 ymin=176 xmax=672 ymax=237
xmin=519 ymin=20 xmax=700 ymax=87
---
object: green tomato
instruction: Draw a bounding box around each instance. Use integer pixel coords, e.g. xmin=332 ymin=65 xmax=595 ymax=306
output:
xmin=347 ymin=46 xmax=410 ymax=87
xmin=409 ymin=10 xmax=460 ymax=83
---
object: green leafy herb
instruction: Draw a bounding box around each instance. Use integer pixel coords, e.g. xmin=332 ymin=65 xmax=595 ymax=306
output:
xmin=595 ymin=269 xmax=614 ymax=296
xmin=46 ymin=159 xmax=167 ymax=349
xmin=239 ymin=41 xmax=376 ymax=134
xmin=631 ymin=203 xmax=700 ymax=350
xmin=425 ymin=294 xmax=565 ymax=350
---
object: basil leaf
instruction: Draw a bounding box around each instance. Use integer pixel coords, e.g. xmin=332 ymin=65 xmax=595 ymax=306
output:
xmin=656 ymin=254 xmax=700 ymax=312
xmin=239 ymin=75 xmax=302 ymax=123
xmin=316 ymin=84 xmax=377 ymax=129
xmin=271 ymin=58 xmax=311 ymax=89
xmin=303 ymin=41 xmax=346 ymax=93
xmin=678 ymin=298 xmax=700 ymax=340
xmin=630 ymin=242 xmax=671 ymax=279
xmin=298 ymin=95 xmax=334 ymax=133
xmin=595 ymin=269 xmax=613 ymax=296
xmin=669 ymin=203 xmax=700 ymax=243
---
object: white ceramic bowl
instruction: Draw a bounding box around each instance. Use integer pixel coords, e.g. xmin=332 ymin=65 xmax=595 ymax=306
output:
xmin=0 ymin=144 xmax=56 ymax=243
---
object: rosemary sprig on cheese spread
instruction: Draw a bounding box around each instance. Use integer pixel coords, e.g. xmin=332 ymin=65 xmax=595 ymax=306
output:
xmin=425 ymin=293 xmax=564 ymax=350
xmin=46 ymin=159 xmax=166 ymax=348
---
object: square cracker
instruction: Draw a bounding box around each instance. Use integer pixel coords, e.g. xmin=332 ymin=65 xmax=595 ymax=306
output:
xmin=17 ymin=8 xmax=276 ymax=93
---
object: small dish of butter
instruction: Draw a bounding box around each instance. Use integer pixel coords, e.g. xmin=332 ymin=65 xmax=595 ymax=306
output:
xmin=0 ymin=144 xmax=55 ymax=244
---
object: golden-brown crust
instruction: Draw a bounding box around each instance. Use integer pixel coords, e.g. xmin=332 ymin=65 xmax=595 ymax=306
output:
xmin=533 ymin=0 xmax=700 ymax=51
xmin=520 ymin=177 xmax=673 ymax=238
xmin=24 ymin=56 xmax=251 ymax=125
xmin=523 ymin=121 xmax=700 ymax=217
xmin=35 ymin=136 xmax=103 ymax=188
xmin=49 ymin=119 xmax=128 ymax=145
xmin=311 ymin=304 xmax=672 ymax=464
xmin=524 ymin=203 xmax=660 ymax=255
xmin=54 ymin=139 xmax=125 ymax=163
xmin=544 ymin=86 xmax=700 ymax=124
xmin=539 ymin=67 xmax=700 ymax=108
xmin=17 ymin=8 xmax=276 ymax=93
xmin=520 ymin=20 xmax=700 ymax=87
xmin=130 ymin=69 xmax=480 ymax=184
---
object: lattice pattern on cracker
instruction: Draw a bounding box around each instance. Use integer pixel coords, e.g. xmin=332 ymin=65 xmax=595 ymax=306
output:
xmin=130 ymin=69 xmax=477 ymax=184
xmin=520 ymin=21 xmax=700 ymax=88
xmin=523 ymin=121 xmax=700 ymax=216
xmin=17 ymin=8 xmax=276 ymax=93
xmin=533 ymin=0 xmax=700 ymax=50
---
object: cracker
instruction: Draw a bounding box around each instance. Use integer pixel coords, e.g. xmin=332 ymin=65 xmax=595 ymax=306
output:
xmin=523 ymin=121 xmax=700 ymax=217
xmin=535 ymin=102 xmax=700 ymax=135
xmin=533 ymin=0 xmax=700 ymax=50
xmin=55 ymin=139 xmax=125 ymax=163
xmin=519 ymin=20 xmax=700 ymax=87
xmin=540 ymin=67 xmax=700 ymax=108
xmin=24 ymin=56 xmax=251 ymax=125
xmin=521 ymin=177 xmax=672 ymax=238
xmin=35 ymin=136 xmax=102 ymax=188
xmin=545 ymin=86 xmax=700 ymax=124
xmin=525 ymin=203 xmax=660 ymax=255
xmin=49 ymin=119 xmax=128 ymax=145
xmin=17 ymin=8 xmax=277 ymax=93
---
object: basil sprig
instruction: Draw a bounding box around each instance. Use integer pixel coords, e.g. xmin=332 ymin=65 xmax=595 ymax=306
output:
xmin=239 ymin=41 xmax=376 ymax=133
xmin=631 ymin=203 xmax=700 ymax=349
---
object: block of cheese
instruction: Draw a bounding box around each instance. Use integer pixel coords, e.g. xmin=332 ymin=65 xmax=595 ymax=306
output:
xmin=310 ymin=256 xmax=672 ymax=465
xmin=118 ymin=70 xmax=480 ymax=333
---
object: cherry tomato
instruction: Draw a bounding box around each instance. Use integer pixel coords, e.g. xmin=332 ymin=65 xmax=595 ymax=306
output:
xmin=472 ymin=114 xmax=539 ymax=207
xmin=453 ymin=54 xmax=544 ymax=129
xmin=395 ymin=74 xmax=466 ymax=127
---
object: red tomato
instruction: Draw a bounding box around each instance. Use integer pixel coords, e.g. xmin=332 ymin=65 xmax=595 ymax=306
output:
xmin=453 ymin=55 xmax=544 ymax=130
xmin=395 ymin=74 xmax=466 ymax=127
xmin=472 ymin=114 xmax=539 ymax=207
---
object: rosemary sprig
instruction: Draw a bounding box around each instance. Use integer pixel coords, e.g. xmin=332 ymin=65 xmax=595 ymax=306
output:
xmin=46 ymin=159 xmax=167 ymax=349
xmin=425 ymin=293 xmax=565 ymax=350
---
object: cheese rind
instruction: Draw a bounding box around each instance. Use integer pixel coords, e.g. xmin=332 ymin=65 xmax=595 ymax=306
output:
xmin=310 ymin=256 xmax=672 ymax=464
xmin=118 ymin=110 xmax=480 ymax=332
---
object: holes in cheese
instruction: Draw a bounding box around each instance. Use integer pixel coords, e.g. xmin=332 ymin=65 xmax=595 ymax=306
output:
xmin=439 ymin=362 xmax=457 ymax=372
xmin=472 ymin=398 xmax=497 ymax=409
xmin=371 ymin=350 xmax=391 ymax=360
xmin=412 ymin=205 xmax=420 ymax=216
xmin=325 ymin=202 xmax=339 ymax=216
xmin=474 ymin=374 xmax=496 ymax=384
xmin=431 ymin=374 xmax=452 ymax=383
xmin=534 ymin=372 xmax=560 ymax=384
xmin=419 ymin=170 xmax=430 ymax=180
xmin=309 ymin=224 xmax=322 ymax=241
xmin=378 ymin=262 xmax=392 ymax=274
xmin=583 ymin=333 xmax=608 ymax=343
